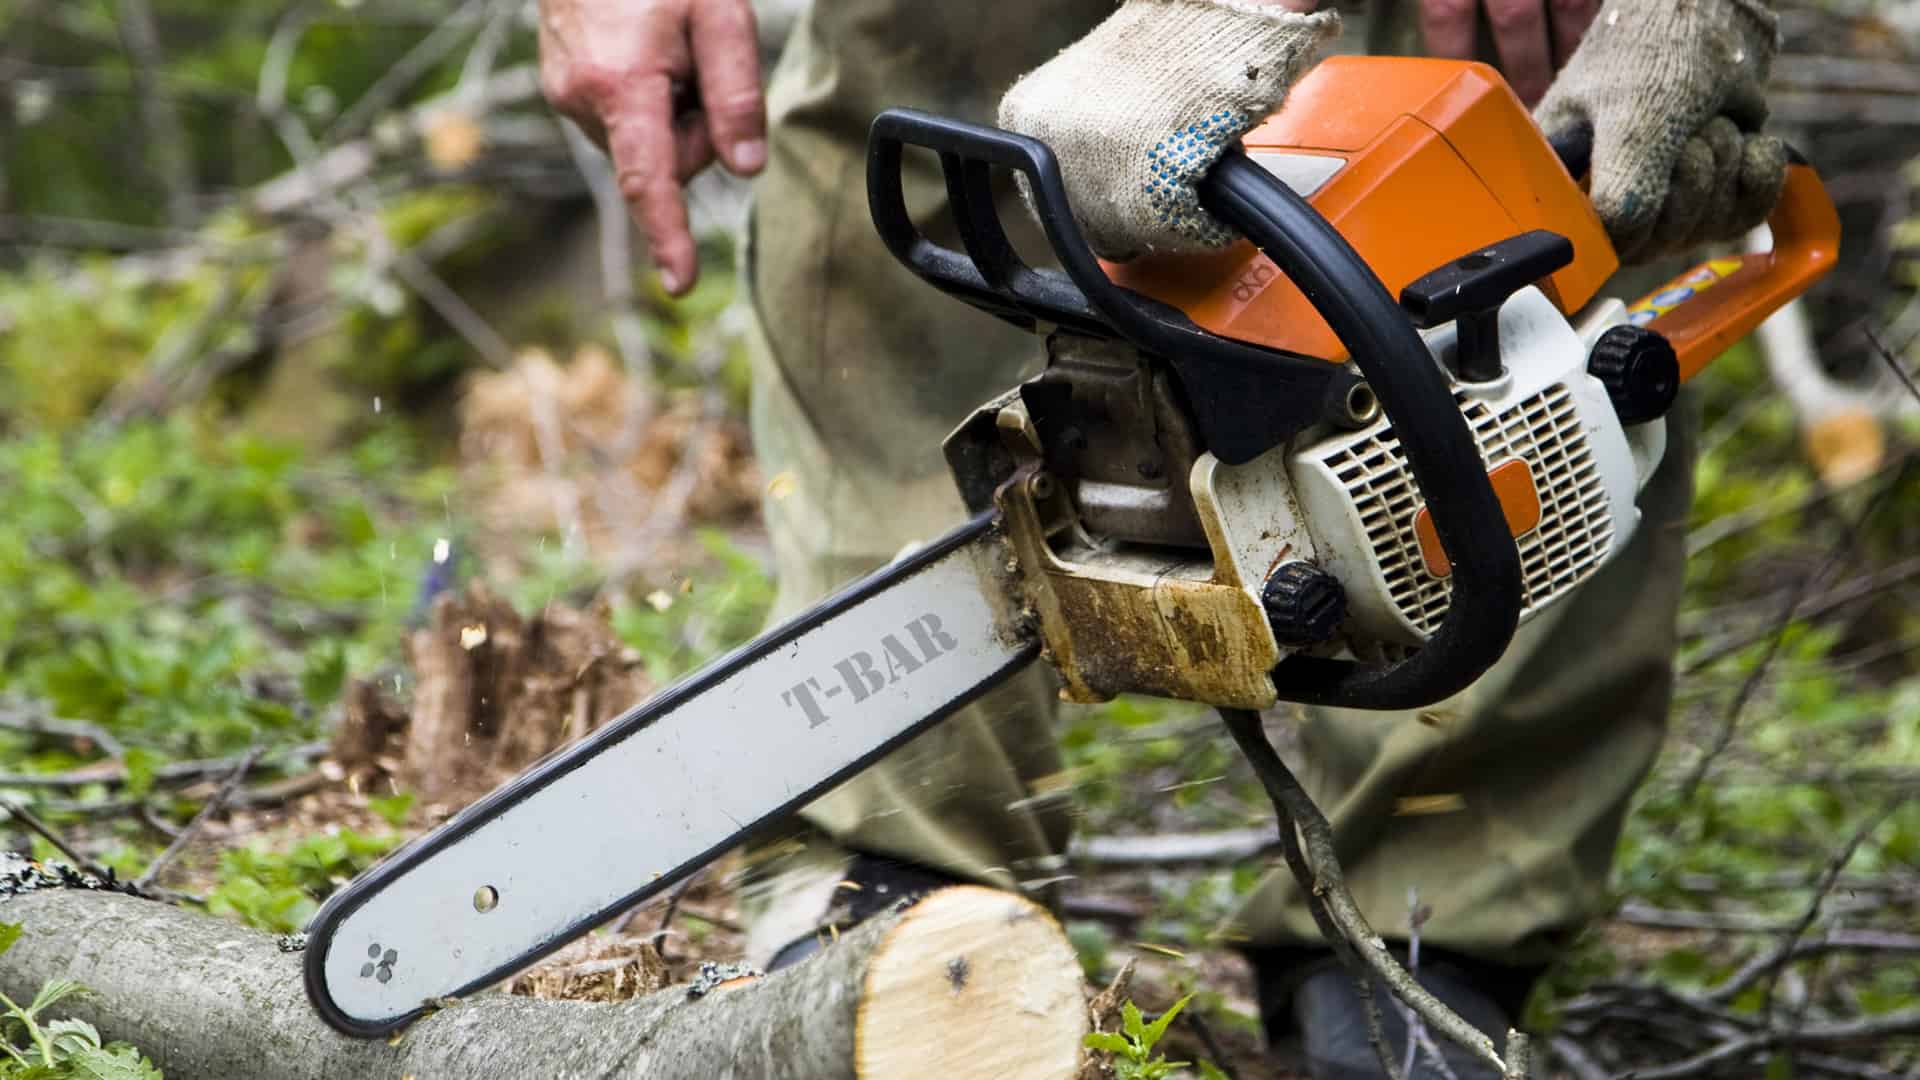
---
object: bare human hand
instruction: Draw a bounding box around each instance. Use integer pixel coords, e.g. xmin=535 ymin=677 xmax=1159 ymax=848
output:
xmin=1416 ymin=0 xmax=1599 ymax=106
xmin=538 ymin=0 xmax=765 ymax=295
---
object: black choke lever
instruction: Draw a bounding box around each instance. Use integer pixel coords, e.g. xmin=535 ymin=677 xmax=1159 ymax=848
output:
xmin=1399 ymin=230 xmax=1573 ymax=383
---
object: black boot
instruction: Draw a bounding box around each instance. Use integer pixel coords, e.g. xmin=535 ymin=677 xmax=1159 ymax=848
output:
xmin=766 ymin=852 xmax=963 ymax=970
xmin=1245 ymin=946 xmax=1541 ymax=1080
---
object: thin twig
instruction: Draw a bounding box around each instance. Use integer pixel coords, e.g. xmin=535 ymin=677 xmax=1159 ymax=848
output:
xmin=324 ymin=0 xmax=488 ymax=142
xmin=1547 ymin=1036 xmax=1608 ymax=1080
xmin=1677 ymin=477 xmax=1906 ymax=798
xmin=1613 ymin=1007 xmax=1920 ymax=1080
xmin=1219 ymin=708 xmax=1529 ymax=1079
xmin=136 ymin=802 xmax=183 ymax=841
xmin=1680 ymin=553 xmax=1920 ymax=677
xmin=0 ymin=704 xmax=126 ymax=759
xmin=1184 ymin=1007 xmax=1238 ymax=1080
xmin=1399 ymin=889 xmax=1459 ymax=1080
xmin=91 ymin=269 xmax=247 ymax=429
xmin=115 ymin=0 xmax=199 ymax=227
xmin=1731 ymin=800 xmax=1902 ymax=1013
xmin=134 ymin=746 xmax=264 ymax=890
xmin=1 ymin=800 xmax=106 ymax=878
xmin=1862 ymin=326 xmax=1920 ymax=408
xmin=1678 ymin=564 xmax=1822 ymax=802
xmin=0 ymin=741 xmax=325 ymax=790
xmin=646 ymin=870 xmax=705 ymax=964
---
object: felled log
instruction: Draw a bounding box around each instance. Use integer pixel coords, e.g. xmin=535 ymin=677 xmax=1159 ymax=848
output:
xmin=0 ymin=884 xmax=1089 ymax=1080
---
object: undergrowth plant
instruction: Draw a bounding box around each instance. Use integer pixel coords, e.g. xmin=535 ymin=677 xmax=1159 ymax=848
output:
xmin=0 ymin=923 xmax=162 ymax=1079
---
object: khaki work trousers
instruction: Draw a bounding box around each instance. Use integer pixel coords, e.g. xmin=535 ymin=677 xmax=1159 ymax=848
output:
xmin=744 ymin=0 xmax=1692 ymax=965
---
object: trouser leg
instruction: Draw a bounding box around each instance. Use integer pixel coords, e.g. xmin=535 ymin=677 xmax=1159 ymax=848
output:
xmin=1227 ymin=400 xmax=1697 ymax=964
xmin=745 ymin=0 xmax=1698 ymax=970
xmin=744 ymin=0 xmax=1114 ymax=897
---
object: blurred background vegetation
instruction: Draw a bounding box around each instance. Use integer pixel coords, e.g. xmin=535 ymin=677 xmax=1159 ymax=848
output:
xmin=2 ymin=1 xmax=1919 ymax=1077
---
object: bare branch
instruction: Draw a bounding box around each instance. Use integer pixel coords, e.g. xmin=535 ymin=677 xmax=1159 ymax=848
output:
xmin=325 ymin=0 xmax=491 ymax=142
xmin=0 ymin=800 xmax=107 ymax=879
xmin=0 ymin=703 xmax=126 ymax=760
xmin=1712 ymin=801 xmax=1903 ymax=1011
xmin=133 ymin=746 xmax=265 ymax=891
xmin=1219 ymin=708 xmax=1531 ymax=1079
xmin=115 ymin=0 xmax=199 ymax=227
xmin=0 ymin=741 xmax=325 ymax=791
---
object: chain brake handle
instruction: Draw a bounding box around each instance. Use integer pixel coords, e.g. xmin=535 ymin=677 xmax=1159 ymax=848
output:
xmin=866 ymin=108 xmax=1524 ymax=710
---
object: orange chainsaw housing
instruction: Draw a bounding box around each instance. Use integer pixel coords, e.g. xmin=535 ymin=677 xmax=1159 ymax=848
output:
xmin=1105 ymin=56 xmax=1839 ymax=381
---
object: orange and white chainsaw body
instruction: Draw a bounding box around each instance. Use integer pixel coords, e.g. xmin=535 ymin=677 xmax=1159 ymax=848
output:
xmin=1279 ymin=288 xmax=1651 ymax=647
xmin=948 ymin=56 xmax=1837 ymax=706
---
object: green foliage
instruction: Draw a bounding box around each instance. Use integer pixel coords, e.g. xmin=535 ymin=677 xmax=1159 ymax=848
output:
xmin=0 ymin=421 xmax=452 ymax=767
xmin=0 ymin=261 xmax=261 ymax=434
xmin=4 ymin=1 xmax=532 ymax=226
xmin=202 ymin=828 xmax=400 ymax=934
xmin=1066 ymin=921 xmax=1114 ymax=983
xmin=1083 ymin=994 xmax=1193 ymax=1080
xmin=0 ymin=928 xmax=162 ymax=1079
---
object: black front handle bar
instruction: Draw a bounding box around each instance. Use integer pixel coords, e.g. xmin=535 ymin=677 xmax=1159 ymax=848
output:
xmin=865 ymin=108 xmax=1523 ymax=710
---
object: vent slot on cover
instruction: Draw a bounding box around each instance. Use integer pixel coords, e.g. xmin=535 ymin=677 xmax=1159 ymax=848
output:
xmin=1324 ymin=383 xmax=1614 ymax=637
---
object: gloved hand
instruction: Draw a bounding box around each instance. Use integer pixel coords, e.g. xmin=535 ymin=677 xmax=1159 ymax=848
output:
xmin=1534 ymin=0 xmax=1787 ymax=264
xmin=998 ymin=0 xmax=1339 ymax=260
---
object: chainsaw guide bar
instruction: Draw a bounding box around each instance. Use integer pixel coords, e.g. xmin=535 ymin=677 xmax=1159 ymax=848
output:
xmin=304 ymin=515 xmax=1032 ymax=1036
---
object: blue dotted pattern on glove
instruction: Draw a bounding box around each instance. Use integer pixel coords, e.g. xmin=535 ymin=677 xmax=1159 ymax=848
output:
xmin=1143 ymin=110 xmax=1250 ymax=247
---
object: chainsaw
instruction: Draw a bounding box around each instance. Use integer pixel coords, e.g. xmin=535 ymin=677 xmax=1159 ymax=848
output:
xmin=306 ymin=56 xmax=1837 ymax=1035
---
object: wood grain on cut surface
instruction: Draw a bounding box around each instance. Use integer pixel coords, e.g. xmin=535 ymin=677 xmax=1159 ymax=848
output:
xmin=856 ymin=885 xmax=1088 ymax=1079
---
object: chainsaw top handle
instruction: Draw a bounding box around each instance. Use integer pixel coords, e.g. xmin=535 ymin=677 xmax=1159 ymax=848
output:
xmin=866 ymin=107 xmax=1524 ymax=710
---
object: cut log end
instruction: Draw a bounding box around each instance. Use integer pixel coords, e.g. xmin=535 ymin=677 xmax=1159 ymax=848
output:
xmin=856 ymin=886 xmax=1088 ymax=1079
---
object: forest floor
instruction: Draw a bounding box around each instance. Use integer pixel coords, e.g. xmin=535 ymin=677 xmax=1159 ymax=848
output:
xmin=5 ymin=2 xmax=1920 ymax=1077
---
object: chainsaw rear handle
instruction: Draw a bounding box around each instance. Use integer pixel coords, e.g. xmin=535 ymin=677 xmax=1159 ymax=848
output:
xmin=866 ymin=108 xmax=1524 ymax=710
xmin=1548 ymin=124 xmax=1841 ymax=380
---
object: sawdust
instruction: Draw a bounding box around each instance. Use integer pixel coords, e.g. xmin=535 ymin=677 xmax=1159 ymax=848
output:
xmin=505 ymin=933 xmax=674 ymax=1003
xmin=457 ymin=346 xmax=759 ymax=563
xmin=331 ymin=580 xmax=649 ymax=806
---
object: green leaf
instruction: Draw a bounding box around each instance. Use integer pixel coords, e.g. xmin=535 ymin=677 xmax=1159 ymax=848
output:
xmin=1140 ymin=992 xmax=1192 ymax=1050
xmin=299 ymin=642 xmax=347 ymax=708
xmin=0 ymin=921 xmax=20 ymax=959
xmin=121 ymin=748 xmax=160 ymax=800
xmin=46 ymin=1016 xmax=104 ymax=1058
xmin=368 ymin=792 xmax=414 ymax=828
xmin=1197 ymin=1062 xmax=1232 ymax=1080
xmin=26 ymin=978 xmax=86 ymax=1019
xmin=1082 ymin=1032 xmax=1132 ymax=1054
xmin=65 ymin=1043 xmax=166 ymax=1080
xmin=1121 ymin=999 xmax=1146 ymax=1043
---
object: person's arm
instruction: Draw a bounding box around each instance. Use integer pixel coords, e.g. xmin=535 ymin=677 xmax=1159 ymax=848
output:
xmin=537 ymin=0 xmax=765 ymax=295
xmin=1535 ymin=0 xmax=1785 ymax=262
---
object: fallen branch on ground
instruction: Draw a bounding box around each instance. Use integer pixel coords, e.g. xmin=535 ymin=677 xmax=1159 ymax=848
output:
xmin=0 ymin=883 xmax=1089 ymax=1079
xmin=0 ymin=742 xmax=326 ymax=791
xmin=1219 ymin=708 xmax=1533 ymax=1080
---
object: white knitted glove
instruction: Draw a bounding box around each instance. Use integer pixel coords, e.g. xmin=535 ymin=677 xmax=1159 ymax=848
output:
xmin=1535 ymin=0 xmax=1787 ymax=263
xmin=998 ymin=0 xmax=1339 ymax=260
